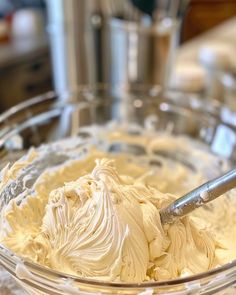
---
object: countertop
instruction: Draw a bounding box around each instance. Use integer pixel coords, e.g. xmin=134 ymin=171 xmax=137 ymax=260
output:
xmin=0 ymin=35 xmax=49 ymax=69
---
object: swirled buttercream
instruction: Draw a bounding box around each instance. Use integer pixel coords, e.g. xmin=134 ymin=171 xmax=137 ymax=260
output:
xmin=0 ymin=130 xmax=236 ymax=283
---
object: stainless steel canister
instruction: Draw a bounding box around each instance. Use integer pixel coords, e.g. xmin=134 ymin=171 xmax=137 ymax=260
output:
xmin=46 ymin=0 xmax=189 ymax=94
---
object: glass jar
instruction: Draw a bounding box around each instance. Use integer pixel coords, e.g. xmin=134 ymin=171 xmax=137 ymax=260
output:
xmin=0 ymin=85 xmax=236 ymax=295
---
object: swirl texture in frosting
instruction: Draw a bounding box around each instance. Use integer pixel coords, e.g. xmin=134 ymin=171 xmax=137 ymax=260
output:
xmin=1 ymin=154 xmax=232 ymax=283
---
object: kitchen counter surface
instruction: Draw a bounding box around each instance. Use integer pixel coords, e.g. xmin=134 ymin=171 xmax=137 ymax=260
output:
xmin=0 ymin=35 xmax=49 ymax=69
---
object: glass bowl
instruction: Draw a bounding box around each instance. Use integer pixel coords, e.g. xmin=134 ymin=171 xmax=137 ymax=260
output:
xmin=0 ymin=85 xmax=236 ymax=295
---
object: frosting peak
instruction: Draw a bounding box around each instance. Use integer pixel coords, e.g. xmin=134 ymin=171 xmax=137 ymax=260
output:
xmin=41 ymin=158 xmax=151 ymax=282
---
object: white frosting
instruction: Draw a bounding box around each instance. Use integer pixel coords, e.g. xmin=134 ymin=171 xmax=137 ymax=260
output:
xmin=0 ymin=129 xmax=236 ymax=285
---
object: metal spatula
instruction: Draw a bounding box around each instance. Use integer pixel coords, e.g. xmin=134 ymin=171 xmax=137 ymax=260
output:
xmin=160 ymin=168 xmax=236 ymax=224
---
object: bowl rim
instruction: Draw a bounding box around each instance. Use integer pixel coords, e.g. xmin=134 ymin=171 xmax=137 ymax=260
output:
xmin=1 ymin=244 xmax=236 ymax=289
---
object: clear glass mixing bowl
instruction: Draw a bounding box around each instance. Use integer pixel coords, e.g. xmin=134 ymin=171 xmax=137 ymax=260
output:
xmin=0 ymin=85 xmax=236 ymax=295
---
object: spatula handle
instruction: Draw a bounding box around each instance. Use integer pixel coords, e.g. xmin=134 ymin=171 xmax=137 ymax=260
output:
xmin=160 ymin=168 xmax=236 ymax=224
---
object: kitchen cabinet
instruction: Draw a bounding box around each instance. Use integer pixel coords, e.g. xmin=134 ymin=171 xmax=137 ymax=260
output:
xmin=181 ymin=0 xmax=236 ymax=42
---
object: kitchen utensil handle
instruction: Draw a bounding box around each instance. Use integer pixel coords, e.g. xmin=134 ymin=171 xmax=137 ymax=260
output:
xmin=160 ymin=168 xmax=236 ymax=224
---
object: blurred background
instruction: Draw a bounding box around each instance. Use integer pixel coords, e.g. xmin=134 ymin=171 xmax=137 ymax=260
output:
xmin=0 ymin=0 xmax=235 ymax=112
